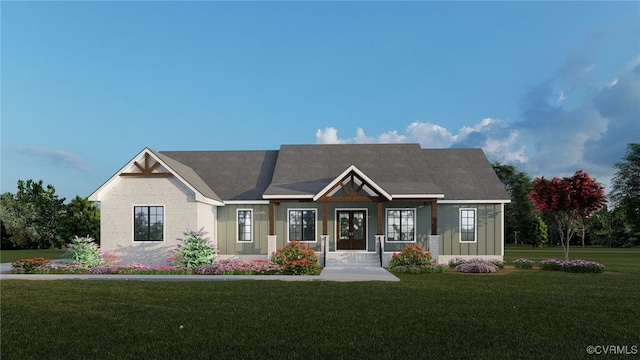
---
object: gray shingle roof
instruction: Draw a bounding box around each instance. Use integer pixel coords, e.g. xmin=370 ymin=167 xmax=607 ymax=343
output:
xmin=264 ymin=144 xmax=443 ymax=197
xmin=159 ymin=150 xmax=278 ymax=201
xmin=156 ymin=144 xmax=509 ymax=202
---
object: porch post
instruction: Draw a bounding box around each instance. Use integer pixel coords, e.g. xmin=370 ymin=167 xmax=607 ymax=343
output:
xmin=429 ymin=200 xmax=440 ymax=263
xmin=430 ymin=201 xmax=437 ymax=236
xmin=267 ymin=201 xmax=277 ymax=260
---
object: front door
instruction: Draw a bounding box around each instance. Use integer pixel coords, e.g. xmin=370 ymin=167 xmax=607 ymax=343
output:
xmin=337 ymin=210 xmax=366 ymax=250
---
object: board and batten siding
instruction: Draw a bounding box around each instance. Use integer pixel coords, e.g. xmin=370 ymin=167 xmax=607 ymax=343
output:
xmin=216 ymin=204 xmax=270 ymax=255
xmin=437 ymin=203 xmax=503 ymax=257
xmin=99 ymin=176 xmax=200 ymax=266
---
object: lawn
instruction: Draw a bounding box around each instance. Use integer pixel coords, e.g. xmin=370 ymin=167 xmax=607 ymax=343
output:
xmin=0 ymin=248 xmax=65 ymax=263
xmin=1 ymin=247 xmax=639 ymax=359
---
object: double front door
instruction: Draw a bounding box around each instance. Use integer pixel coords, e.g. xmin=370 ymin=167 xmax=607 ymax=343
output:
xmin=337 ymin=210 xmax=366 ymax=250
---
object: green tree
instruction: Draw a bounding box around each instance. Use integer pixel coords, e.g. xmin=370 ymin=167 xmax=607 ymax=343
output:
xmin=610 ymin=143 xmax=640 ymax=246
xmin=0 ymin=179 xmax=66 ymax=249
xmin=520 ymin=213 xmax=548 ymax=249
xmin=492 ymin=162 xmax=537 ymax=244
xmin=60 ymin=196 xmax=101 ymax=245
xmin=587 ymin=206 xmax=629 ymax=248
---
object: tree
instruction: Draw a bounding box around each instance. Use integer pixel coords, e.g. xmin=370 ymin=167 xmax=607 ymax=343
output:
xmin=610 ymin=143 xmax=640 ymax=245
xmin=529 ymin=170 xmax=606 ymax=260
xmin=492 ymin=162 xmax=537 ymax=244
xmin=0 ymin=179 xmax=66 ymax=249
xmin=60 ymin=196 xmax=101 ymax=245
xmin=520 ymin=213 xmax=548 ymax=249
xmin=587 ymin=206 xmax=628 ymax=248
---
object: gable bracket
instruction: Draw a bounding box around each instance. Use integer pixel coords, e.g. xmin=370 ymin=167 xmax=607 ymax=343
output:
xmin=120 ymin=152 xmax=173 ymax=177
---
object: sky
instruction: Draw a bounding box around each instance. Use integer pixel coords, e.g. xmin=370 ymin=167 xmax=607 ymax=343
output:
xmin=1 ymin=1 xmax=639 ymax=202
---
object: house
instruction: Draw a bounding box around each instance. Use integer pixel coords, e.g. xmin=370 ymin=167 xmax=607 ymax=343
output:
xmin=89 ymin=144 xmax=510 ymax=267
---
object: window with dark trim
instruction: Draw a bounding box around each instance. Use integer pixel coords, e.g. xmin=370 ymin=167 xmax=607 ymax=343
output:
xmin=134 ymin=206 xmax=164 ymax=241
xmin=460 ymin=208 xmax=476 ymax=242
xmin=237 ymin=209 xmax=253 ymax=242
xmin=288 ymin=209 xmax=316 ymax=242
xmin=386 ymin=209 xmax=415 ymax=242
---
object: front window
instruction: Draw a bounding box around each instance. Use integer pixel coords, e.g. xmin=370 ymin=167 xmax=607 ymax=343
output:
xmin=134 ymin=206 xmax=163 ymax=241
xmin=288 ymin=209 xmax=316 ymax=242
xmin=460 ymin=208 xmax=477 ymax=243
xmin=237 ymin=209 xmax=253 ymax=242
xmin=386 ymin=209 xmax=415 ymax=242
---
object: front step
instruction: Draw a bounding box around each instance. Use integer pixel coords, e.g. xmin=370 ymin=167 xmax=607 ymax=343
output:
xmin=324 ymin=252 xmax=381 ymax=268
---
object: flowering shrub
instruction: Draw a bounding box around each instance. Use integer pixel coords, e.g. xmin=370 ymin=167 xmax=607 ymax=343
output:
xmin=170 ymin=228 xmax=219 ymax=268
xmin=11 ymin=257 xmax=51 ymax=274
xmin=448 ymin=257 xmax=505 ymax=269
xmin=37 ymin=263 xmax=192 ymax=275
xmin=270 ymin=241 xmax=319 ymax=275
xmin=539 ymin=259 xmax=605 ymax=273
xmin=63 ymin=236 xmax=102 ymax=267
xmin=513 ymin=258 xmax=535 ymax=269
xmin=389 ymin=244 xmax=445 ymax=274
xmin=455 ymin=262 xmax=499 ymax=273
xmin=194 ymin=259 xmax=283 ymax=275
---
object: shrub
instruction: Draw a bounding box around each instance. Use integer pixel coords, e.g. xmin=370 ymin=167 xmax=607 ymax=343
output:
xmin=194 ymin=259 xmax=283 ymax=275
xmin=389 ymin=244 xmax=445 ymax=274
xmin=270 ymin=241 xmax=319 ymax=275
xmin=513 ymin=258 xmax=535 ymax=269
xmin=11 ymin=257 xmax=51 ymax=274
xmin=171 ymin=228 xmax=219 ymax=268
xmin=455 ymin=262 xmax=499 ymax=273
xmin=540 ymin=258 xmax=605 ymax=273
xmin=63 ymin=236 xmax=102 ymax=267
xmin=448 ymin=257 xmax=504 ymax=269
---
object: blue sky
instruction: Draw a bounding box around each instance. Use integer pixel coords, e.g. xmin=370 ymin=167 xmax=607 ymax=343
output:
xmin=2 ymin=1 xmax=639 ymax=201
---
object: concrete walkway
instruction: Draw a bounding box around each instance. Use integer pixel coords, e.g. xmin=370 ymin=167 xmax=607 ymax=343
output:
xmin=0 ymin=263 xmax=399 ymax=282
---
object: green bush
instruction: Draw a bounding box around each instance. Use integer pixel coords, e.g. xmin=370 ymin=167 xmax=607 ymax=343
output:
xmin=62 ymin=236 xmax=102 ymax=267
xmin=270 ymin=241 xmax=319 ymax=275
xmin=170 ymin=228 xmax=219 ymax=268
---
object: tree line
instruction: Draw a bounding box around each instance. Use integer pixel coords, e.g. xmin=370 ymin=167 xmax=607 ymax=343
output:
xmin=0 ymin=179 xmax=100 ymax=249
xmin=0 ymin=143 xmax=637 ymax=251
xmin=494 ymin=143 xmax=639 ymax=252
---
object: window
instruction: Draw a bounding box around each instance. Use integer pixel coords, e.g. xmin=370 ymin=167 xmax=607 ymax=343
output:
xmin=386 ymin=209 xmax=415 ymax=242
xmin=237 ymin=209 xmax=253 ymax=242
xmin=460 ymin=208 xmax=477 ymax=243
xmin=288 ymin=209 xmax=316 ymax=242
xmin=134 ymin=206 xmax=163 ymax=241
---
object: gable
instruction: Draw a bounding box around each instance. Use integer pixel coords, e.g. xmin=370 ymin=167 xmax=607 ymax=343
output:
xmin=89 ymin=148 xmax=223 ymax=205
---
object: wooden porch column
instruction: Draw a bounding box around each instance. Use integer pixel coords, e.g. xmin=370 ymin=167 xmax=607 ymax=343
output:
xmin=322 ymin=202 xmax=328 ymax=235
xmin=430 ymin=201 xmax=438 ymax=235
xmin=377 ymin=201 xmax=383 ymax=235
xmin=269 ymin=201 xmax=277 ymax=235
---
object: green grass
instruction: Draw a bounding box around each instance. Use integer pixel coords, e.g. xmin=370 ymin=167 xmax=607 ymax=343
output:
xmin=0 ymin=248 xmax=65 ymax=263
xmin=2 ymin=247 xmax=639 ymax=359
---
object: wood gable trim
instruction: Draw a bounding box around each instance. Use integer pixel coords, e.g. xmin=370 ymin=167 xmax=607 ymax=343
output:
xmin=315 ymin=168 xmax=389 ymax=203
xmin=120 ymin=152 xmax=173 ymax=177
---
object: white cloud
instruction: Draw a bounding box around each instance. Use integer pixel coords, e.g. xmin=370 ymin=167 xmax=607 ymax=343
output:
xmin=316 ymin=117 xmax=528 ymax=166
xmin=13 ymin=145 xmax=91 ymax=171
xmin=315 ymin=55 xmax=638 ymax=192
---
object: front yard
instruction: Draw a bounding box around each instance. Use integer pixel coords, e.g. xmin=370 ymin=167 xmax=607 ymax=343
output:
xmin=1 ymin=246 xmax=639 ymax=359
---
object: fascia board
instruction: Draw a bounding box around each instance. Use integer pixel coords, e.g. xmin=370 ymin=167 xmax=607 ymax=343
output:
xmin=392 ymin=194 xmax=445 ymax=199
xmin=312 ymin=165 xmax=392 ymax=201
xmin=438 ymin=199 xmax=512 ymax=204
